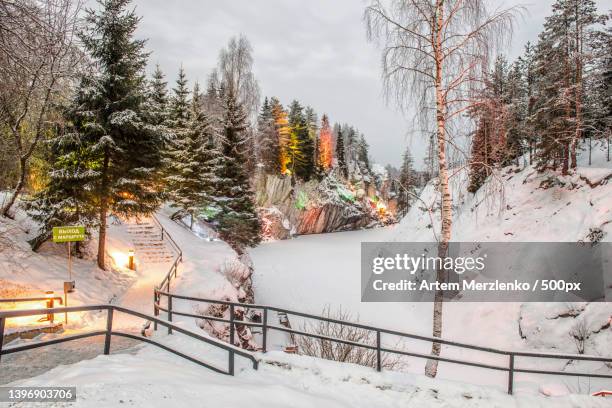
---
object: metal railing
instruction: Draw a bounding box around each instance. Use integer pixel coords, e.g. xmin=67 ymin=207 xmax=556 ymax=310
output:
xmin=150 ymin=214 xmax=182 ymax=293
xmin=154 ymin=290 xmax=612 ymax=395
xmin=0 ymin=296 xmax=63 ymax=305
xmin=0 ymin=305 xmax=258 ymax=375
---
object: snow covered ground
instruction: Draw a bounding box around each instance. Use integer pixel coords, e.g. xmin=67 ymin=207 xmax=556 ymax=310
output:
xmin=250 ymin=143 xmax=612 ymax=396
xmin=1 ymin=143 xmax=610 ymax=406
xmin=10 ymin=346 xmax=611 ymax=408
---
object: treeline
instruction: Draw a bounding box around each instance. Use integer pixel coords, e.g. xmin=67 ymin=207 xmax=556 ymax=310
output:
xmin=255 ymin=97 xmax=373 ymax=183
xmin=0 ymin=0 xmax=262 ymax=267
xmin=0 ymin=0 xmax=384 ymax=268
xmin=469 ymin=0 xmax=610 ymax=192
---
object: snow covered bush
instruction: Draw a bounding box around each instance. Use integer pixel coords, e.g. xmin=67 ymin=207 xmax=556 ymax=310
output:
xmin=295 ymin=306 xmax=402 ymax=370
xmin=219 ymin=258 xmax=250 ymax=289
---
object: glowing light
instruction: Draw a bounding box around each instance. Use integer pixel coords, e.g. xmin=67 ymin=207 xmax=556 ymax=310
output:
xmin=0 ymin=300 xmax=53 ymax=327
xmin=376 ymin=200 xmax=387 ymax=215
xmin=110 ymin=251 xmax=129 ymax=268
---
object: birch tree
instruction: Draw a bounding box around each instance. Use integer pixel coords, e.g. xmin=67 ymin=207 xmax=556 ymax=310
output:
xmin=365 ymin=0 xmax=518 ymax=378
xmin=0 ymin=0 xmax=82 ymax=217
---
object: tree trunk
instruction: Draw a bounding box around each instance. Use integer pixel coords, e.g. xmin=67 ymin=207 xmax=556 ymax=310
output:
xmin=1 ymin=156 xmax=27 ymax=218
xmin=425 ymin=2 xmax=452 ymax=379
xmin=97 ymin=150 xmax=110 ymax=270
xmin=570 ymin=1 xmax=582 ymax=170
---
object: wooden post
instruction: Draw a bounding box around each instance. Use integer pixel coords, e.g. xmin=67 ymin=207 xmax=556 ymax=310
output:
xmin=376 ymin=330 xmax=381 ymax=372
xmin=507 ymin=354 xmax=515 ymax=394
xmin=104 ymin=308 xmax=113 ymax=355
xmin=167 ymin=295 xmax=173 ymax=335
xmin=262 ymin=308 xmax=268 ymax=353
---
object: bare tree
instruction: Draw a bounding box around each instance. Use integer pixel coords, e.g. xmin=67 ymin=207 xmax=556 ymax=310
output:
xmin=365 ymin=0 xmax=518 ymax=378
xmin=0 ymin=0 xmax=82 ymax=217
xmin=217 ymin=34 xmax=260 ymax=118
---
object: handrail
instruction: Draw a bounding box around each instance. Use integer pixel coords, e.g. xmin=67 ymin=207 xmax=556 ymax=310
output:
xmin=151 ymin=214 xmax=182 ymax=261
xmin=154 ymin=290 xmax=612 ymax=395
xmin=0 ymin=296 xmax=63 ymax=305
xmin=149 ymin=214 xmax=183 ymax=295
xmin=0 ymin=305 xmax=258 ymax=375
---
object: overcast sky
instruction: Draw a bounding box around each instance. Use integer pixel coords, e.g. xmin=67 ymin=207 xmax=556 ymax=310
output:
xmin=130 ymin=0 xmax=608 ymax=168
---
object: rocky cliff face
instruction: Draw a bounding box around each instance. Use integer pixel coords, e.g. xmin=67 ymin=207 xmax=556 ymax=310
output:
xmin=255 ymin=173 xmax=395 ymax=240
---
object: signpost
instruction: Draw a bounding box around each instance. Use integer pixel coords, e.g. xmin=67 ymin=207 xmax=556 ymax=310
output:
xmin=52 ymin=226 xmax=85 ymax=323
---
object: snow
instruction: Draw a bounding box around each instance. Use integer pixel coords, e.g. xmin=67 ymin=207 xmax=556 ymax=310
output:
xmin=9 ymin=346 xmax=610 ymax=408
xmin=1 ymin=143 xmax=611 ymax=406
xmin=250 ymin=143 xmax=612 ymax=396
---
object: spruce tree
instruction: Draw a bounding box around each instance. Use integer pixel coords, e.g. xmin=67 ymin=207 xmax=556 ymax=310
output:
xmin=256 ymin=97 xmax=280 ymax=174
xmin=77 ymin=0 xmax=165 ymax=269
xmin=25 ymin=89 xmax=99 ymax=251
xmin=216 ymin=89 xmax=260 ymax=252
xmin=168 ymin=83 xmax=223 ymax=228
xmin=335 ymin=127 xmax=348 ymax=179
xmin=318 ymin=114 xmax=333 ymax=171
xmin=145 ymin=64 xmax=169 ymax=127
xmin=287 ymin=100 xmax=314 ymax=181
xmin=165 ymin=67 xmax=192 ymax=205
xmin=398 ymin=147 xmax=417 ymax=215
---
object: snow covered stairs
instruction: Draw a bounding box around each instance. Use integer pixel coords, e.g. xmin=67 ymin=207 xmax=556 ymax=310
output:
xmin=126 ymin=221 xmax=175 ymax=265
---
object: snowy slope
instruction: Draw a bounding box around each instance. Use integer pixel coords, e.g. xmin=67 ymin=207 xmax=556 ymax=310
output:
xmin=250 ymin=142 xmax=612 ymax=395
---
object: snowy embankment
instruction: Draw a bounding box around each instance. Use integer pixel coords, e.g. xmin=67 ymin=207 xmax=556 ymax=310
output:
xmin=0 ymin=202 xmax=243 ymax=383
xmin=250 ymin=142 xmax=612 ymax=397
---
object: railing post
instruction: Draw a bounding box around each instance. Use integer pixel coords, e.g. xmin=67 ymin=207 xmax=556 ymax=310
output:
xmin=0 ymin=317 xmax=5 ymax=364
xmin=153 ymin=287 xmax=158 ymax=331
xmin=228 ymin=303 xmax=236 ymax=376
xmin=167 ymin=295 xmax=173 ymax=335
xmin=229 ymin=350 xmax=235 ymax=376
xmin=507 ymin=354 xmax=515 ymax=395
xmin=104 ymin=307 xmax=113 ymax=355
xmin=229 ymin=304 xmax=235 ymax=346
xmin=167 ymin=272 xmax=171 ymax=292
xmin=376 ymin=330 xmax=381 ymax=372
xmin=262 ymin=308 xmax=268 ymax=353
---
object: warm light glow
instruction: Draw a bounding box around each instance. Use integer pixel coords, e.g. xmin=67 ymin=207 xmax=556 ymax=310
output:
xmin=376 ymin=200 xmax=387 ymax=215
xmin=0 ymin=300 xmax=53 ymax=327
xmin=110 ymin=251 xmax=130 ymax=267
xmin=319 ymin=114 xmax=333 ymax=170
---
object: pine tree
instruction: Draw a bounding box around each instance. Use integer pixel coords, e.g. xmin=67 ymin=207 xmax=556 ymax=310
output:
xmin=468 ymin=56 xmax=509 ymax=192
xmin=398 ymin=147 xmax=417 ymax=215
xmin=146 ymin=64 xmax=169 ymax=127
xmin=357 ymin=134 xmax=371 ymax=174
xmin=75 ymin=0 xmax=165 ymax=269
xmin=165 ymin=67 xmax=192 ymax=203
xmin=168 ymin=66 xmax=191 ymax=136
xmin=270 ymin=98 xmax=291 ymax=175
xmin=335 ymin=127 xmax=348 ymax=179
xmin=168 ymin=83 xmax=222 ymax=228
xmin=256 ymin=97 xmax=280 ymax=174
xmin=287 ymin=100 xmax=315 ymax=181
xmin=318 ymin=114 xmax=333 ymax=171
xmin=305 ymin=106 xmax=319 ymax=175
xmin=532 ymin=0 xmax=604 ymax=173
xmin=25 ymin=90 xmax=99 ymax=251
xmin=215 ymin=89 xmax=260 ymax=252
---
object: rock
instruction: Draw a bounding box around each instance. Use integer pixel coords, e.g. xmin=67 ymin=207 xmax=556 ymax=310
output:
xmin=255 ymin=173 xmax=393 ymax=240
